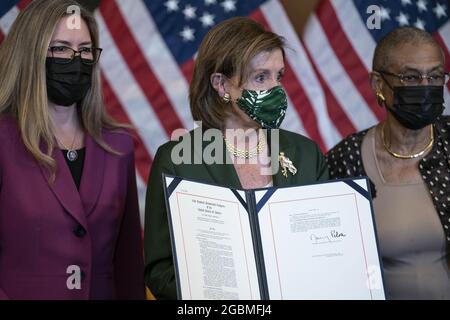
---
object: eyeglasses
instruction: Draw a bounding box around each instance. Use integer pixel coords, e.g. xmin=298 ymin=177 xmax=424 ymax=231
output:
xmin=377 ymin=70 xmax=450 ymax=86
xmin=48 ymin=46 xmax=103 ymax=65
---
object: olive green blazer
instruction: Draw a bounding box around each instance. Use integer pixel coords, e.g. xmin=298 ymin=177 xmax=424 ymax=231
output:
xmin=144 ymin=128 xmax=329 ymax=299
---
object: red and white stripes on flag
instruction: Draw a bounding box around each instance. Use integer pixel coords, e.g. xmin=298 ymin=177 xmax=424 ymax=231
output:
xmin=97 ymin=0 xmax=450 ymax=225
xmin=97 ymin=0 xmax=331 ymax=224
xmin=1 ymin=0 xmax=450 ymax=225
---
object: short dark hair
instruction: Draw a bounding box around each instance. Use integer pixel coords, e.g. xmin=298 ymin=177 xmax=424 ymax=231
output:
xmin=189 ymin=17 xmax=285 ymax=130
xmin=372 ymin=27 xmax=444 ymax=71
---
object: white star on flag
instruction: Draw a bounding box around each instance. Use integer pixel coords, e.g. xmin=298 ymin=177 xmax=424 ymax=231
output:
xmin=205 ymin=0 xmax=217 ymax=5
xmin=414 ymin=18 xmax=426 ymax=29
xmin=180 ymin=26 xmax=195 ymax=41
xmin=433 ymin=3 xmax=447 ymax=19
xmin=379 ymin=7 xmax=391 ymax=21
xmin=396 ymin=12 xmax=410 ymax=26
xmin=164 ymin=0 xmax=179 ymax=12
xmin=416 ymin=0 xmax=428 ymax=13
xmin=401 ymin=0 xmax=412 ymax=6
xmin=221 ymin=0 xmax=236 ymax=13
xmin=200 ymin=12 xmax=215 ymax=27
xmin=183 ymin=5 xmax=197 ymax=20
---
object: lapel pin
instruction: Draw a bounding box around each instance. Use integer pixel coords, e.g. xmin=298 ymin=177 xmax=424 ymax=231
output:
xmin=279 ymin=152 xmax=297 ymax=178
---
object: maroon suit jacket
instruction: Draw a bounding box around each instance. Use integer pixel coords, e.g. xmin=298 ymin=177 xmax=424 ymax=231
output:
xmin=0 ymin=116 xmax=145 ymax=299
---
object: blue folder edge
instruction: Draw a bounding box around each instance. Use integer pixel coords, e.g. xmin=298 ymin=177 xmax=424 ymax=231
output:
xmin=342 ymin=180 xmax=371 ymax=201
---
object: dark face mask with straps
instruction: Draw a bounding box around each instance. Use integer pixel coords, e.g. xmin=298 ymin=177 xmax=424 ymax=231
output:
xmin=379 ymin=72 xmax=445 ymax=130
xmin=46 ymin=56 xmax=93 ymax=107
xmin=387 ymin=85 xmax=445 ymax=130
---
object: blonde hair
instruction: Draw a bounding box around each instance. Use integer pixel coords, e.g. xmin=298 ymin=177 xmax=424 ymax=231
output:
xmin=0 ymin=0 xmax=125 ymax=179
xmin=190 ymin=17 xmax=285 ymax=130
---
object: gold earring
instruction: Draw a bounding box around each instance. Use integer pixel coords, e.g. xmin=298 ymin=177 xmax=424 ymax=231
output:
xmin=222 ymin=92 xmax=231 ymax=103
xmin=376 ymin=92 xmax=386 ymax=106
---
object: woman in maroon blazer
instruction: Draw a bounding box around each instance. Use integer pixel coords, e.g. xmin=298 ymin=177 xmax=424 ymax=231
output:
xmin=0 ymin=0 xmax=145 ymax=299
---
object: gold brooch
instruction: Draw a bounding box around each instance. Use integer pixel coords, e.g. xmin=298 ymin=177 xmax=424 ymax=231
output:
xmin=279 ymin=152 xmax=297 ymax=178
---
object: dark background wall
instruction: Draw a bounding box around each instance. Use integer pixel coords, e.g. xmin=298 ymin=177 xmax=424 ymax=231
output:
xmin=77 ymin=0 xmax=320 ymax=35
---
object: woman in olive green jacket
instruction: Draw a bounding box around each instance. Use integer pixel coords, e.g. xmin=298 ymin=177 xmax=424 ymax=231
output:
xmin=144 ymin=17 xmax=329 ymax=300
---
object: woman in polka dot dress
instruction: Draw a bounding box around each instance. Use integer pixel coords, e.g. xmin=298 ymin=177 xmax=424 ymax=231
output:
xmin=326 ymin=27 xmax=450 ymax=299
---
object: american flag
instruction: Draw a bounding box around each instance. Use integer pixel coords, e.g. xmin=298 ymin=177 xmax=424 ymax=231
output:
xmin=1 ymin=0 xmax=449 ymax=225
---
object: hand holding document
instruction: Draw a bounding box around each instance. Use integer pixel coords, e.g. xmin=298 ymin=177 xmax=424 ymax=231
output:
xmin=163 ymin=174 xmax=385 ymax=300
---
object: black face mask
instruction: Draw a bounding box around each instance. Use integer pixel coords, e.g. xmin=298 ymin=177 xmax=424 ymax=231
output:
xmin=46 ymin=56 xmax=93 ymax=107
xmin=387 ymin=85 xmax=445 ymax=130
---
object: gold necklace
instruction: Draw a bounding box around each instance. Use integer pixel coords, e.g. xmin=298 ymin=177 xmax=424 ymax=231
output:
xmin=224 ymin=131 xmax=266 ymax=159
xmin=381 ymin=123 xmax=434 ymax=159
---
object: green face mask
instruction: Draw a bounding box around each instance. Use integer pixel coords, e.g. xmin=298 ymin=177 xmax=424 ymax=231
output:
xmin=236 ymin=85 xmax=288 ymax=129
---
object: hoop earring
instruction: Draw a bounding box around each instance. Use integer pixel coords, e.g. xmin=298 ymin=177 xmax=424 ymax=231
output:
xmin=376 ymin=92 xmax=386 ymax=106
xmin=222 ymin=92 xmax=231 ymax=103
